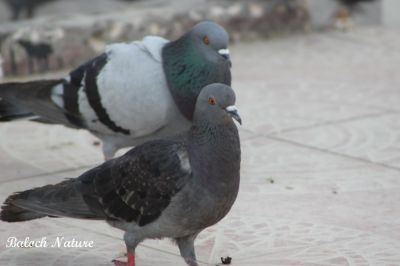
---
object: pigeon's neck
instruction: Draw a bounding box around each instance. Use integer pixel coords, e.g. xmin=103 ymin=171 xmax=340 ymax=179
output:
xmin=187 ymin=120 xmax=240 ymax=224
xmin=162 ymin=36 xmax=231 ymax=121
xmin=188 ymin=120 xmax=241 ymax=193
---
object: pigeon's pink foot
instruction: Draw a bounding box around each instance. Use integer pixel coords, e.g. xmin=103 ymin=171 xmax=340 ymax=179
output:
xmin=113 ymin=260 xmax=127 ymax=266
xmin=113 ymin=253 xmax=135 ymax=266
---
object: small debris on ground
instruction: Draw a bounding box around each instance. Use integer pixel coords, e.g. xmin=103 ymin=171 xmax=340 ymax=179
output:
xmin=221 ymin=256 xmax=232 ymax=265
xmin=48 ymin=141 xmax=74 ymax=150
xmin=266 ymin=177 xmax=275 ymax=184
xmin=92 ymin=141 xmax=101 ymax=146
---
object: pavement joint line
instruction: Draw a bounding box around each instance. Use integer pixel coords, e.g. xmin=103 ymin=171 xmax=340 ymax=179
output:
xmin=233 ymin=248 xmax=333 ymax=266
xmin=2 ymin=110 xmax=398 ymax=184
xmin=240 ymin=112 xmax=400 ymax=172
xmin=0 ymin=164 xmax=96 ymax=184
xmin=269 ymin=110 xmax=397 ymax=135
xmin=308 ymin=99 xmax=400 ymax=114
xmin=242 ymin=125 xmax=400 ymax=172
xmin=268 ymin=82 xmax=400 ymax=113
xmin=264 ymin=135 xmax=400 ymax=172
xmin=1 ymin=128 xmax=264 ymax=184
xmin=327 ymin=31 xmax=400 ymax=52
xmin=241 ymin=132 xmax=261 ymax=142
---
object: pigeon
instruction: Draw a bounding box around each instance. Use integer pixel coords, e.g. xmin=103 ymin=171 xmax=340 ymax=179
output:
xmin=1 ymin=83 xmax=241 ymax=266
xmin=0 ymin=21 xmax=232 ymax=160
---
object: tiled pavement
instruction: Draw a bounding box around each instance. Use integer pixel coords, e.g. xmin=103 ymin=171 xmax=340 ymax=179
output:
xmin=1 ymin=27 xmax=400 ymax=265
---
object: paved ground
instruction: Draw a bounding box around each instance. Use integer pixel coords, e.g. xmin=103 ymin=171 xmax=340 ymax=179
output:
xmin=1 ymin=26 xmax=400 ymax=265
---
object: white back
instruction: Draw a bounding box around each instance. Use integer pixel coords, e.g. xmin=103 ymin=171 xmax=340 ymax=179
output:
xmin=78 ymin=37 xmax=173 ymax=137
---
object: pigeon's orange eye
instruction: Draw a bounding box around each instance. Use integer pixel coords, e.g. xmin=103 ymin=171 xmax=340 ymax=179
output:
xmin=208 ymin=97 xmax=216 ymax=105
xmin=203 ymin=36 xmax=210 ymax=45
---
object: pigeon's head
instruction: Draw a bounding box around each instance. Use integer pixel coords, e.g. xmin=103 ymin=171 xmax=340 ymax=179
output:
xmin=194 ymin=83 xmax=241 ymax=125
xmin=190 ymin=21 xmax=230 ymax=63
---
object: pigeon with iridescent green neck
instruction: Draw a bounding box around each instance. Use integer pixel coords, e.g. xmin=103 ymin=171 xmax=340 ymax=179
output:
xmin=163 ymin=21 xmax=231 ymax=120
xmin=0 ymin=21 xmax=231 ymax=160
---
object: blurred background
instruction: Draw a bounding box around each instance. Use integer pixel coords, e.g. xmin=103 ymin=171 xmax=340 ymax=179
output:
xmin=0 ymin=0 xmax=398 ymax=78
xmin=1 ymin=1 xmax=400 ymax=266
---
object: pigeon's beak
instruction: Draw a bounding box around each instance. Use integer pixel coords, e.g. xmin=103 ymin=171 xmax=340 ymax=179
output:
xmin=218 ymin=48 xmax=231 ymax=63
xmin=226 ymin=105 xmax=242 ymax=125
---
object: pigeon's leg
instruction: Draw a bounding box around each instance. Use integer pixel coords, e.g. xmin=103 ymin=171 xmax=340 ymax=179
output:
xmin=113 ymin=232 xmax=139 ymax=266
xmin=176 ymin=234 xmax=200 ymax=266
xmin=102 ymin=141 xmax=117 ymax=161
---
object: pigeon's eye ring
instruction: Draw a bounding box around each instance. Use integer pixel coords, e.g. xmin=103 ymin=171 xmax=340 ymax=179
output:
xmin=203 ymin=36 xmax=210 ymax=45
xmin=208 ymin=97 xmax=216 ymax=105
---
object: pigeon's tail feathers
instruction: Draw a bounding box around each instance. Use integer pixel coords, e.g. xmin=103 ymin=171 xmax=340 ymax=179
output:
xmin=1 ymin=179 xmax=101 ymax=222
xmin=0 ymin=79 xmax=80 ymax=126
xmin=0 ymin=192 xmax=48 ymax=222
xmin=0 ymin=100 xmax=36 ymax=122
xmin=0 ymin=79 xmax=61 ymax=101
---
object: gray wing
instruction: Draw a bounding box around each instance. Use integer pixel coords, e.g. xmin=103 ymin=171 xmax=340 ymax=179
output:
xmin=0 ymin=139 xmax=191 ymax=225
xmin=77 ymin=139 xmax=191 ymax=226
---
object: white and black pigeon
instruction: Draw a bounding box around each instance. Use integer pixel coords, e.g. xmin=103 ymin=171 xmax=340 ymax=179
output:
xmin=0 ymin=83 xmax=241 ymax=266
xmin=0 ymin=21 xmax=232 ymax=160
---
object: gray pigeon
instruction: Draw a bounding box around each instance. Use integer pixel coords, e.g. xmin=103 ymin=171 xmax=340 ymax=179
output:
xmin=0 ymin=83 xmax=241 ymax=266
xmin=0 ymin=21 xmax=231 ymax=159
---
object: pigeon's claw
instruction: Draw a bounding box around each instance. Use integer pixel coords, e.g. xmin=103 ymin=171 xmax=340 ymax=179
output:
xmin=184 ymin=258 xmax=200 ymax=266
xmin=112 ymin=260 xmax=128 ymax=266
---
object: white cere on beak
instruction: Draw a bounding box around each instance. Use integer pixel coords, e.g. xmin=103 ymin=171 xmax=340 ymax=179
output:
xmin=226 ymin=105 xmax=238 ymax=113
xmin=226 ymin=105 xmax=242 ymax=125
xmin=218 ymin=48 xmax=230 ymax=56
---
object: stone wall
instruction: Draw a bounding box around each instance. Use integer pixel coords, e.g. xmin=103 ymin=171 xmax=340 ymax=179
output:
xmin=0 ymin=0 xmax=309 ymax=77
